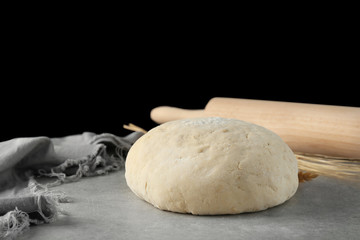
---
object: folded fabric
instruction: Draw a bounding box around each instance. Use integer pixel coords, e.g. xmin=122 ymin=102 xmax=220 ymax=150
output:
xmin=0 ymin=131 xmax=143 ymax=239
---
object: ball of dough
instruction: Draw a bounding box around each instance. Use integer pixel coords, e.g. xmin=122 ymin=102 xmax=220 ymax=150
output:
xmin=125 ymin=117 xmax=298 ymax=215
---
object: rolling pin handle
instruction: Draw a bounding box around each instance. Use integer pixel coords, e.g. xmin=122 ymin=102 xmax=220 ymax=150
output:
xmin=150 ymin=106 xmax=206 ymax=124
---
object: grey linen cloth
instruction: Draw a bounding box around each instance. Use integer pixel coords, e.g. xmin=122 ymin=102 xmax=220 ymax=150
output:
xmin=0 ymin=131 xmax=143 ymax=239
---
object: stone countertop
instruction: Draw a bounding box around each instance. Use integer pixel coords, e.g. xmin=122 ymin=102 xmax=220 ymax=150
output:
xmin=19 ymin=170 xmax=360 ymax=240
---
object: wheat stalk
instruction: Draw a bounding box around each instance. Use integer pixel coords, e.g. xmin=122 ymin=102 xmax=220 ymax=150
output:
xmin=296 ymin=153 xmax=360 ymax=181
xmin=123 ymin=123 xmax=147 ymax=133
xmin=298 ymin=171 xmax=319 ymax=183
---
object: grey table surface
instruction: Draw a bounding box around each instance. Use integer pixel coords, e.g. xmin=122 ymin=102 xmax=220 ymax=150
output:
xmin=19 ymin=170 xmax=360 ymax=240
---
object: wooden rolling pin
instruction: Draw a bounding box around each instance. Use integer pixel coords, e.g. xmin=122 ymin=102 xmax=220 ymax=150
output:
xmin=151 ymin=97 xmax=360 ymax=158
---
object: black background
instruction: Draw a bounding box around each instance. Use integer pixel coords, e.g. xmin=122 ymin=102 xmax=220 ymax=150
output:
xmin=1 ymin=17 xmax=358 ymax=142
xmin=1 ymin=68 xmax=357 ymax=142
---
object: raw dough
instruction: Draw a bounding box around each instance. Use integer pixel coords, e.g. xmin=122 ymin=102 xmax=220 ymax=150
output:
xmin=125 ymin=117 xmax=298 ymax=215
